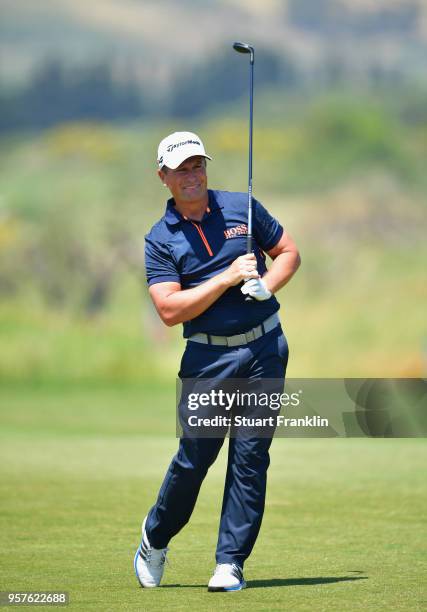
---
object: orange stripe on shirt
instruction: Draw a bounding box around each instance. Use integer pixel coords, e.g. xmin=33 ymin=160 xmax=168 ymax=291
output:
xmin=191 ymin=222 xmax=214 ymax=257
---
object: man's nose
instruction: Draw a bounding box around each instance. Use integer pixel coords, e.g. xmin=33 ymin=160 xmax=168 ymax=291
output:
xmin=184 ymin=169 xmax=199 ymax=180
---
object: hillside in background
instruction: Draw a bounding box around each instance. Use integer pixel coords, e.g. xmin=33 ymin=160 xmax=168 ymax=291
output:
xmin=1 ymin=0 xmax=427 ymax=132
xmin=1 ymin=0 xmax=426 ymax=90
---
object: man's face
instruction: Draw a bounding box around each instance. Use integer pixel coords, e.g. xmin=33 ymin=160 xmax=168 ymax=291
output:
xmin=159 ymin=156 xmax=208 ymax=204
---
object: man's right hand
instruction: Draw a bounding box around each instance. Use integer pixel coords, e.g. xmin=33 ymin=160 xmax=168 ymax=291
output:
xmin=223 ymin=253 xmax=260 ymax=287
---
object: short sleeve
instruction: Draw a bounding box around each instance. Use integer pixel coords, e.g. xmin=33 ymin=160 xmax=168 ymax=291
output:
xmin=253 ymin=198 xmax=284 ymax=251
xmin=145 ymin=234 xmax=181 ymax=286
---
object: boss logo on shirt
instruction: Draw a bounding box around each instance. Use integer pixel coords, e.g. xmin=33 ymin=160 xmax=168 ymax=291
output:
xmin=224 ymin=224 xmax=248 ymax=239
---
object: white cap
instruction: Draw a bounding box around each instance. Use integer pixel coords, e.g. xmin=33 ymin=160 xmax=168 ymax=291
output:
xmin=157 ymin=131 xmax=212 ymax=170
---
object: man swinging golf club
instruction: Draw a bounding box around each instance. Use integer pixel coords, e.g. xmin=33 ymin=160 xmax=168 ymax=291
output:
xmin=134 ymin=44 xmax=300 ymax=592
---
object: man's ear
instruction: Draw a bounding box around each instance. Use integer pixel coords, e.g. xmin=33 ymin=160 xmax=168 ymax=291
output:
xmin=158 ymin=168 xmax=166 ymax=185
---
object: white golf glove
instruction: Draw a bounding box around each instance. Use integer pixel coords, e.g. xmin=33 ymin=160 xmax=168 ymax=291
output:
xmin=240 ymin=278 xmax=272 ymax=301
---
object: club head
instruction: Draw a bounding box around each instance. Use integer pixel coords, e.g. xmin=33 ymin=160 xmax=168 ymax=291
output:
xmin=233 ymin=42 xmax=254 ymax=63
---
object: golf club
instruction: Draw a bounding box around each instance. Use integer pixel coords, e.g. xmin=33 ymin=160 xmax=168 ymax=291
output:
xmin=233 ymin=41 xmax=255 ymax=300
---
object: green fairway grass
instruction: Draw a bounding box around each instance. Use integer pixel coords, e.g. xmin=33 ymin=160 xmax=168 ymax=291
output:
xmin=0 ymin=385 xmax=425 ymax=611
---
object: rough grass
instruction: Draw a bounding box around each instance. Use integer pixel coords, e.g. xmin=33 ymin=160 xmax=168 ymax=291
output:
xmin=0 ymin=111 xmax=425 ymax=382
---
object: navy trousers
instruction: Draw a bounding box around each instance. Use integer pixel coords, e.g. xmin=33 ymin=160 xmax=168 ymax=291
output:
xmin=145 ymin=325 xmax=288 ymax=568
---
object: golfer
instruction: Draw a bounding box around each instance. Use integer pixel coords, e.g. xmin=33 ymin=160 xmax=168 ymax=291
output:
xmin=134 ymin=131 xmax=300 ymax=591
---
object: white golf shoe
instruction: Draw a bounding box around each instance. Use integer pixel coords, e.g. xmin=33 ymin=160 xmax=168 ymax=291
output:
xmin=134 ymin=517 xmax=169 ymax=588
xmin=208 ymin=563 xmax=246 ymax=592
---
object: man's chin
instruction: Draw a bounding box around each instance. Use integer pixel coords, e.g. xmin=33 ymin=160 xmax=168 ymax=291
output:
xmin=182 ymin=187 xmax=207 ymax=201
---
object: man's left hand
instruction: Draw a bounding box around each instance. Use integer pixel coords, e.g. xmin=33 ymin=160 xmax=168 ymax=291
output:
xmin=240 ymin=278 xmax=272 ymax=301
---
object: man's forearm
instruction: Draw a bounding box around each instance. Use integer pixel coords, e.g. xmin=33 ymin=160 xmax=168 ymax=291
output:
xmin=262 ymin=251 xmax=301 ymax=294
xmin=150 ymin=253 xmax=262 ymax=327
xmin=160 ymin=271 xmax=231 ymax=326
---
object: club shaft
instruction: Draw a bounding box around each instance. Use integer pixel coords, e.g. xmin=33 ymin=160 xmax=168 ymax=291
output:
xmin=247 ymin=56 xmax=254 ymax=254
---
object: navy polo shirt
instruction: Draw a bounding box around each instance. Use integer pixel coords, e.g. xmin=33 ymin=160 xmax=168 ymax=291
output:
xmin=145 ymin=189 xmax=283 ymax=337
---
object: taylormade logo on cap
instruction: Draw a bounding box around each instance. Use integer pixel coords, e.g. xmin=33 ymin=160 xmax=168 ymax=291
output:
xmin=157 ymin=131 xmax=212 ymax=170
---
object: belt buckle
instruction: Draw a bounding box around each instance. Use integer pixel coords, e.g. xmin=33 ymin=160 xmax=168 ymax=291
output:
xmin=253 ymin=325 xmax=262 ymax=340
xmin=211 ymin=335 xmax=227 ymax=346
xmin=245 ymin=329 xmax=255 ymax=343
xmin=227 ymin=333 xmax=247 ymax=347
